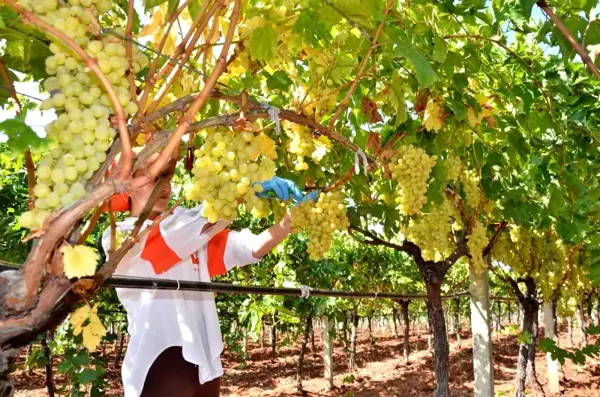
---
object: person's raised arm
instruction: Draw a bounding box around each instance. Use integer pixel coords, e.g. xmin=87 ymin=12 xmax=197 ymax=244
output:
xmin=252 ymin=212 xmax=292 ymax=259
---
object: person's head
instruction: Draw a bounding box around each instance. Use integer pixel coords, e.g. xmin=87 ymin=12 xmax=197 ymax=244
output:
xmin=129 ymin=155 xmax=176 ymax=218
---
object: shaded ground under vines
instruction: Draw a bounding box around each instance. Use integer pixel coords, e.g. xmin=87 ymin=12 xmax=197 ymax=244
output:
xmin=11 ymin=323 xmax=600 ymax=396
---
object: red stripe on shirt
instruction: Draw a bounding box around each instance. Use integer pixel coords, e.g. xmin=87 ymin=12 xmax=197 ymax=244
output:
xmin=141 ymin=225 xmax=182 ymax=274
xmin=207 ymin=230 xmax=230 ymax=278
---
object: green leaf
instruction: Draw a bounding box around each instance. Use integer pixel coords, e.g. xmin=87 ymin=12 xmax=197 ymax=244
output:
xmin=395 ymin=40 xmax=437 ymax=88
xmin=249 ymin=25 xmax=277 ymax=63
xmin=188 ymin=0 xmax=203 ymax=18
xmin=520 ymin=0 xmax=536 ymax=19
xmin=266 ymin=70 xmax=293 ymax=92
xmin=0 ymin=116 xmax=44 ymax=153
xmin=144 ymin=0 xmax=168 ymax=10
xmin=389 ymin=71 xmax=407 ymax=125
xmin=433 ymin=36 xmax=448 ymax=63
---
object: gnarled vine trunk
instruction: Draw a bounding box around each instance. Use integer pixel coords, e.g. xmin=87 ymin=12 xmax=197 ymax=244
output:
xmin=271 ymin=313 xmax=277 ymax=359
xmin=399 ymin=300 xmax=411 ymax=363
xmin=425 ymin=281 xmax=450 ymax=397
xmin=348 ymin=309 xmax=359 ymax=372
xmin=392 ymin=306 xmax=399 ymax=338
xmin=576 ymin=305 xmax=588 ymax=346
xmin=567 ymin=316 xmax=574 ymax=347
xmin=515 ymin=296 xmax=538 ymax=397
xmin=41 ymin=333 xmax=54 ymax=397
xmin=296 ymin=315 xmax=311 ymax=392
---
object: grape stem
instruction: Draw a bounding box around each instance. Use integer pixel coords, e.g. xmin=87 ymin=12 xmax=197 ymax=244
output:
xmin=327 ymin=0 xmax=393 ymax=131
xmin=136 ymin=0 xmax=193 ymax=113
xmin=145 ymin=0 xmax=224 ymax=115
xmin=139 ymin=0 xmax=241 ymax=187
xmin=125 ymin=0 xmax=137 ymax=106
xmin=0 ymin=59 xmax=22 ymax=114
xmin=4 ymin=0 xmax=133 ymax=180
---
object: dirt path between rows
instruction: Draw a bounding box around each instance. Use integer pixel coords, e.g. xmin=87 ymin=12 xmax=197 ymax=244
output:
xmin=12 ymin=324 xmax=600 ymax=396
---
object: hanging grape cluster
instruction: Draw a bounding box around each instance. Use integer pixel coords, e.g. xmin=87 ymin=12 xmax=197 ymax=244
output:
xmin=462 ymin=170 xmax=481 ymax=211
xmin=388 ymin=145 xmax=437 ymax=215
xmin=467 ymin=221 xmax=488 ymax=274
xmin=291 ymin=190 xmax=349 ymax=260
xmin=445 ymin=155 xmax=463 ymax=182
xmin=535 ymin=234 xmax=568 ymax=301
xmin=285 ymin=124 xmax=315 ymax=171
xmin=403 ymin=198 xmax=455 ymax=262
xmin=18 ymin=0 xmax=148 ymax=230
xmin=187 ymin=128 xmax=277 ymax=223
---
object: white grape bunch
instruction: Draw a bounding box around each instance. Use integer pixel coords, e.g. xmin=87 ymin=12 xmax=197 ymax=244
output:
xmin=462 ymin=170 xmax=481 ymax=211
xmin=388 ymin=145 xmax=437 ymax=215
xmin=445 ymin=155 xmax=463 ymax=182
xmin=186 ymin=127 xmax=277 ymax=223
xmin=291 ymin=190 xmax=349 ymax=260
xmin=18 ymin=0 xmax=149 ymax=230
xmin=467 ymin=220 xmax=488 ymax=274
xmin=403 ymin=198 xmax=455 ymax=262
xmin=286 ymin=124 xmax=315 ymax=171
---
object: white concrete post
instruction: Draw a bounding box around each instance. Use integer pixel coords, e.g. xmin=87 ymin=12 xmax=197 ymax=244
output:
xmin=543 ymin=301 xmax=560 ymax=393
xmin=322 ymin=316 xmax=334 ymax=390
xmin=469 ymin=267 xmax=494 ymax=397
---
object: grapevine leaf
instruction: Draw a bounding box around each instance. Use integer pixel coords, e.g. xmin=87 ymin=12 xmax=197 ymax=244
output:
xmin=389 ymin=71 xmax=407 ymax=125
xmin=61 ymin=245 xmax=99 ymax=279
xmin=0 ymin=117 xmax=44 ymax=154
xmin=433 ymin=36 xmax=448 ymax=63
xmin=394 ymin=40 xmax=437 ymax=88
xmin=266 ymin=71 xmax=293 ymax=92
xmin=144 ymin=0 xmax=168 ymax=10
xmin=249 ymin=25 xmax=277 ymax=63
xmin=520 ymin=0 xmax=536 ymax=19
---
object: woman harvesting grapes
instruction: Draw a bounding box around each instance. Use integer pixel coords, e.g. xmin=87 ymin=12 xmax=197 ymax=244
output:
xmin=101 ymin=157 xmax=313 ymax=397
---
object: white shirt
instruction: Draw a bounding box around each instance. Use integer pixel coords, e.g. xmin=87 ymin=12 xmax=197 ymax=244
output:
xmin=101 ymin=205 xmax=260 ymax=397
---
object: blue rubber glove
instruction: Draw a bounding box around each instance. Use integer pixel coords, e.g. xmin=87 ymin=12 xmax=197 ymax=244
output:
xmin=297 ymin=190 xmax=319 ymax=205
xmin=255 ymin=176 xmax=304 ymax=202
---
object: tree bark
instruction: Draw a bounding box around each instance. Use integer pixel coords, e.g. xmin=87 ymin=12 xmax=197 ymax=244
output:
xmin=576 ymin=305 xmax=588 ymax=346
xmin=271 ymin=313 xmax=277 ymax=359
xmin=567 ymin=317 xmax=574 ymax=347
xmin=514 ymin=297 xmax=538 ymax=397
xmin=399 ymin=300 xmax=411 ymax=363
xmin=115 ymin=332 xmax=125 ymax=368
xmin=392 ymin=306 xmax=399 ymax=338
xmin=296 ymin=315 xmax=311 ymax=392
xmin=41 ymin=333 xmax=54 ymax=397
xmin=348 ymin=309 xmax=359 ymax=372
xmin=469 ymin=268 xmax=494 ymax=397
xmin=526 ymin=303 xmax=541 ymax=389
xmin=426 ymin=281 xmax=450 ymax=397
xmin=543 ymin=301 xmax=560 ymax=394
xmin=322 ymin=316 xmax=334 ymax=390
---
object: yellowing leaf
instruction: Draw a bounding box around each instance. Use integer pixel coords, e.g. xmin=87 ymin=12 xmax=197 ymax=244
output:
xmin=61 ymin=244 xmax=99 ymax=279
xmin=69 ymin=304 xmax=106 ymax=352
xmin=467 ymin=107 xmax=479 ymax=127
xmin=82 ymin=314 xmax=107 ymax=351
xmin=423 ymin=99 xmax=443 ymax=132
xmin=140 ymin=8 xmax=165 ymax=36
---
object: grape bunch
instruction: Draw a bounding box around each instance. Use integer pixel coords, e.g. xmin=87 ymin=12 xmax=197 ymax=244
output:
xmin=291 ymin=190 xmax=349 ymax=260
xmin=445 ymin=155 xmax=462 ymax=182
xmin=536 ymin=234 xmax=567 ymax=301
xmin=388 ymin=145 xmax=437 ymax=215
xmin=462 ymin=170 xmax=481 ymax=211
xmin=286 ymin=124 xmax=315 ymax=171
xmin=18 ymin=0 xmax=148 ymax=230
xmin=467 ymin=220 xmax=488 ymax=274
xmin=186 ymin=128 xmax=277 ymax=223
xmin=403 ymin=198 xmax=455 ymax=262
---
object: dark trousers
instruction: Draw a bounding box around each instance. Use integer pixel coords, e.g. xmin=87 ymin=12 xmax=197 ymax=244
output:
xmin=140 ymin=346 xmax=221 ymax=397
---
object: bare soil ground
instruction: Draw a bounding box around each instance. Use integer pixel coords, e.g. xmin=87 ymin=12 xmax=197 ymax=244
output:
xmin=11 ymin=323 xmax=600 ymax=396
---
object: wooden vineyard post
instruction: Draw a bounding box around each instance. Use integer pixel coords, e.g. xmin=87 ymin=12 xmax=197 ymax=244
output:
xmin=469 ymin=266 xmax=494 ymax=397
xmin=543 ymin=301 xmax=560 ymax=394
xmin=322 ymin=316 xmax=334 ymax=390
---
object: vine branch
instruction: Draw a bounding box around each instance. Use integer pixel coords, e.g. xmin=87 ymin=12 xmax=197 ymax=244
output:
xmin=537 ymin=0 xmax=600 ymax=81
xmin=327 ymin=0 xmax=392 ymax=131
